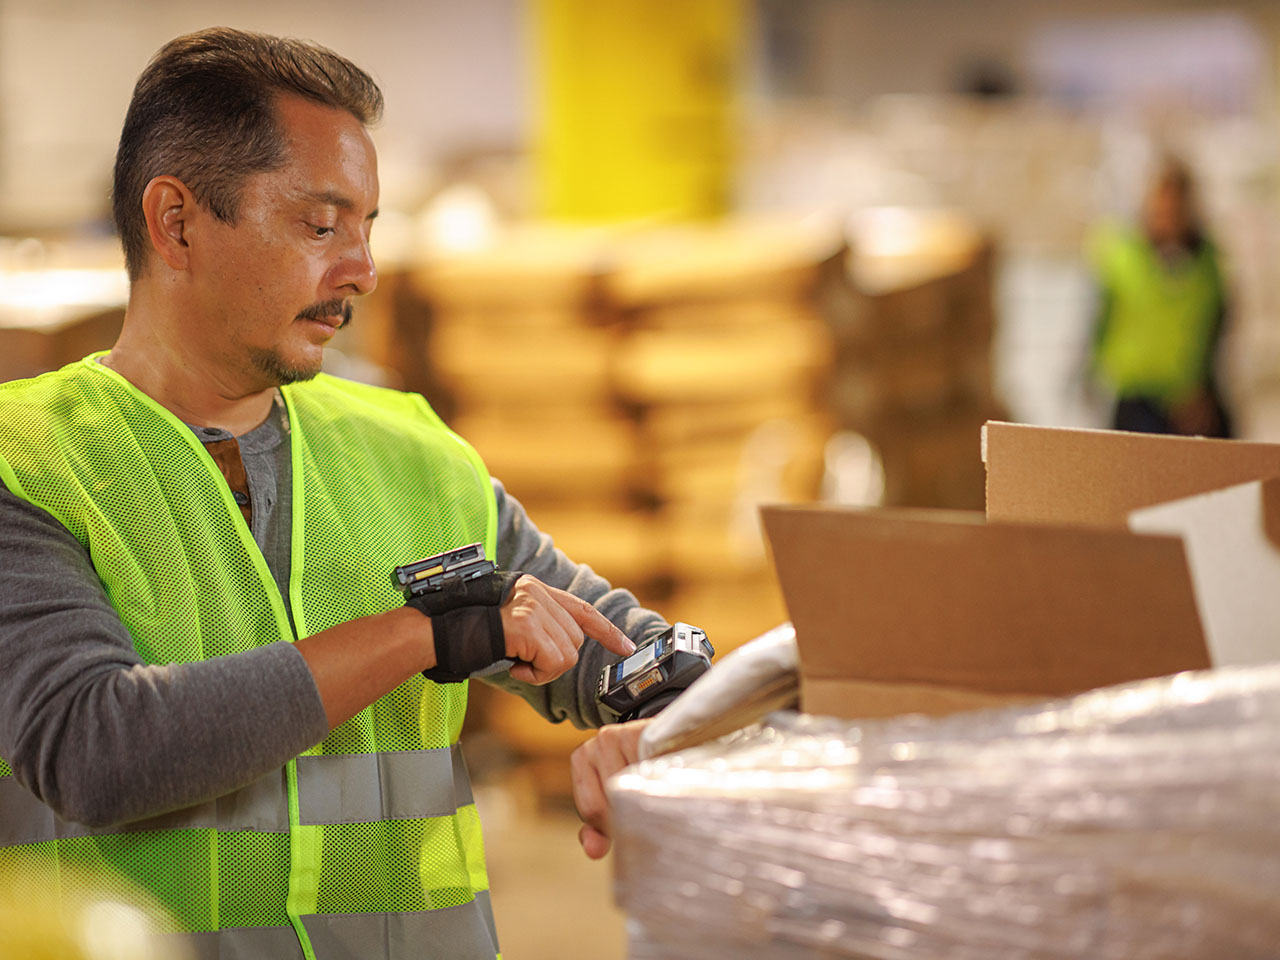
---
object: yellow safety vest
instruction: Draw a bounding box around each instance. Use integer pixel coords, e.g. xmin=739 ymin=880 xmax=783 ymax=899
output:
xmin=0 ymin=356 xmax=500 ymax=959
xmin=1090 ymin=224 xmax=1225 ymax=404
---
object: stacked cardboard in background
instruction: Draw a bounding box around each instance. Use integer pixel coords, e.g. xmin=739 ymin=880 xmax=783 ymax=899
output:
xmin=410 ymin=232 xmax=630 ymax=792
xmin=414 ymin=222 xmax=837 ymax=651
xmin=826 ymin=209 xmax=1004 ymax=509
xmin=606 ymin=223 xmax=834 ymax=647
xmin=412 ymin=222 xmax=836 ymax=796
xmin=417 ymin=229 xmax=657 ymax=594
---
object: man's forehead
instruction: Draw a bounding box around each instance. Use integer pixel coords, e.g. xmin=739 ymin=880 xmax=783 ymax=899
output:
xmin=265 ymin=95 xmax=380 ymax=214
xmin=296 ymin=189 xmax=379 ymax=218
xmin=273 ymin=93 xmax=378 ymax=164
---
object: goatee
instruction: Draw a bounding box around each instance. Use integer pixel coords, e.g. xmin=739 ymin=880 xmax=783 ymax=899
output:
xmin=251 ymin=299 xmax=354 ymax=385
xmin=248 ymin=347 xmax=322 ymax=386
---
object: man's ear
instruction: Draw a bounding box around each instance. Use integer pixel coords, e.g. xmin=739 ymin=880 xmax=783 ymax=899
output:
xmin=141 ymin=176 xmax=196 ymax=272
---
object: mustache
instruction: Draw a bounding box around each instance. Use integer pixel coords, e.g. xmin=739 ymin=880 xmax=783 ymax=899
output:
xmin=295 ymin=299 xmax=353 ymax=328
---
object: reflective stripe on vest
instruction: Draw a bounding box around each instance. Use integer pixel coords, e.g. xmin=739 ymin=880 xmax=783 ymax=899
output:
xmin=177 ymin=892 xmax=499 ymax=960
xmin=0 ymin=744 xmax=473 ymax=844
xmin=0 ymin=358 xmax=500 ymax=959
xmin=297 ymin=745 xmax=475 ymax=825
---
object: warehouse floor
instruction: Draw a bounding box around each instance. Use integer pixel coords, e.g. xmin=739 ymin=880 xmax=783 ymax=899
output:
xmin=477 ymin=782 xmax=628 ymax=960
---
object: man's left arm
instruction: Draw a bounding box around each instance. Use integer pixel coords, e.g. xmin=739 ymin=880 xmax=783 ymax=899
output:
xmin=483 ymin=479 xmax=670 ymax=728
xmin=484 ymin=480 xmax=678 ymax=858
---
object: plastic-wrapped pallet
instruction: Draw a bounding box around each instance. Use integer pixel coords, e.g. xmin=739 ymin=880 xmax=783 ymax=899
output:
xmin=612 ymin=664 xmax=1280 ymax=959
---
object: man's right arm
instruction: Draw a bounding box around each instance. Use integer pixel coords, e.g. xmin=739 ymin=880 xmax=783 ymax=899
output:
xmin=0 ymin=489 xmax=631 ymax=827
xmin=296 ymin=573 xmax=630 ymax=730
xmin=0 ymin=487 xmax=329 ymax=826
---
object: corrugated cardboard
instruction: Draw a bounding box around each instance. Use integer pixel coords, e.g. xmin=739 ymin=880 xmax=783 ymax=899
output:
xmin=983 ymin=420 xmax=1280 ymax=528
xmin=758 ymin=423 xmax=1280 ymax=723
xmin=761 ymin=504 xmax=1210 ymax=720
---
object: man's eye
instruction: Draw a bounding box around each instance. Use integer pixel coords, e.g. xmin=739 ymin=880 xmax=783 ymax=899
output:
xmin=310 ymin=225 xmax=335 ymax=238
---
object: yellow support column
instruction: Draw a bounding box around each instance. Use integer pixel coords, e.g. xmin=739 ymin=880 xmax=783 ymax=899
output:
xmin=531 ymin=0 xmax=745 ymax=222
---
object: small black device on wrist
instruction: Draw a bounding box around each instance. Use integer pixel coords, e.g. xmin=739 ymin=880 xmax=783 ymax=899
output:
xmin=596 ymin=622 xmax=713 ymax=723
xmin=393 ymin=543 xmax=517 ymax=683
xmin=393 ymin=543 xmax=495 ymax=599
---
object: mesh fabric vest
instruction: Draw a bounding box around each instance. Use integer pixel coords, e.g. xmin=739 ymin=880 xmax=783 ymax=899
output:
xmin=1090 ymin=225 xmax=1224 ymax=405
xmin=0 ymin=356 xmax=501 ymax=960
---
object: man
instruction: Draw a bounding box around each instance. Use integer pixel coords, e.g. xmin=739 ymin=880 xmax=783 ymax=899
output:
xmin=0 ymin=27 xmax=654 ymax=959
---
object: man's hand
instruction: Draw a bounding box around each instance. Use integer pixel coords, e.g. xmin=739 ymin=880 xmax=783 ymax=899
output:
xmin=501 ymin=575 xmax=634 ymax=685
xmin=570 ymin=719 xmax=650 ymax=859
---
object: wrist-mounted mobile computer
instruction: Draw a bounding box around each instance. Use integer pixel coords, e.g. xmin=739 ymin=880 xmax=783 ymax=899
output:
xmin=596 ymin=622 xmax=713 ymax=722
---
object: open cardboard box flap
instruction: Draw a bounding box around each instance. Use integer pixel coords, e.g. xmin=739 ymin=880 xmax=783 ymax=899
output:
xmin=983 ymin=420 xmax=1280 ymax=528
xmin=761 ymin=504 xmax=1210 ymax=720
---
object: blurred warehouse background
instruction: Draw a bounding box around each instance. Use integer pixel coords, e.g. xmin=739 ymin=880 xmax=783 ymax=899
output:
xmin=4 ymin=1 xmax=1280 ymax=955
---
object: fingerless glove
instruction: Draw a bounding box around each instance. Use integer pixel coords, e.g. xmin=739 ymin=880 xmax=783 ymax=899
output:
xmin=406 ymin=571 xmax=521 ymax=683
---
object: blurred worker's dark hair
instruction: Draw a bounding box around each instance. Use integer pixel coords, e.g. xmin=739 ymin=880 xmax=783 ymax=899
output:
xmin=1155 ymin=155 xmax=1194 ymax=195
xmin=113 ymin=27 xmax=383 ymax=280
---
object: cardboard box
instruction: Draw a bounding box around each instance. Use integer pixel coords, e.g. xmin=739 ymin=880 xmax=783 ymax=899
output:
xmin=833 ymin=334 xmax=959 ymax=419
xmin=639 ymin=395 xmax=812 ymax=447
xmin=866 ymin=406 xmax=997 ymax=510
xmin=985 ymin=421 xmax=1280 ymax=671
xmin=649 ymin=412 xmax=829 ymax=506
xmin=761 ymin=422 xmax=1280 ymax=723
xmin=761 ymin=504 xmax=1209 ymax=720
xmin=628 ymin=299 xmax=820 ymax=332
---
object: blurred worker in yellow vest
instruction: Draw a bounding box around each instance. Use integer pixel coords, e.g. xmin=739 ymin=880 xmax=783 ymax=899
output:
xmin=1089 ymin=156 xmax=1233 ymax=438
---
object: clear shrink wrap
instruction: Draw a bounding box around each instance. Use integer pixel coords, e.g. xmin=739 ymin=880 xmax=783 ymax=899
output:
xmin=612 ymin=664 xmax=1280 ymax=959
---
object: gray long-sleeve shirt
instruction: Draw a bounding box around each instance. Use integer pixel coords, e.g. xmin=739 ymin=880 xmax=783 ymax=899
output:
xmin=0 ymin=395 xmax=667 ymax=827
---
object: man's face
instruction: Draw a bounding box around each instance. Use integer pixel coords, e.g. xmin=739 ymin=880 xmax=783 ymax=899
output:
xmin=1143 ymin=181 xmax=1191 ymax=249
xmin=187 ymin=94 xmax=379 ymax=389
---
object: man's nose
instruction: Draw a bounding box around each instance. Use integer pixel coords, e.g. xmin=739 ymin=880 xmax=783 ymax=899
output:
xmin=334 ymin=235 xmax=378 ymax=297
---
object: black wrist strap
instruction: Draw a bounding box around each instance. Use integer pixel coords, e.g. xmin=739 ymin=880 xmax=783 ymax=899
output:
xmin=406 ymin=571 xmax=521 ymax=684
xmin=420 ymin=606 xmax=506 ymax=683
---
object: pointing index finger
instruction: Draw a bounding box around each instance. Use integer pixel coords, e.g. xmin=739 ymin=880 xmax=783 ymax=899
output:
xmin=553 ymin=589 xmax=635 ymax=656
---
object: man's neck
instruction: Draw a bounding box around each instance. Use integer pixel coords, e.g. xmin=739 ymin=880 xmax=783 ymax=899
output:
xmin=104 ymin=297 xmax=278 ymax=437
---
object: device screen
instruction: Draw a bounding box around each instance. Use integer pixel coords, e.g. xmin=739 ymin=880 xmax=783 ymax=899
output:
xmin=617 ymin=643 xmax=656 ymax=681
